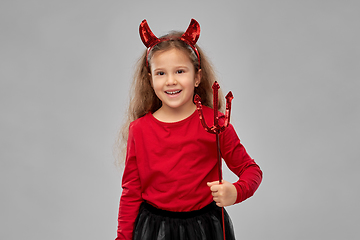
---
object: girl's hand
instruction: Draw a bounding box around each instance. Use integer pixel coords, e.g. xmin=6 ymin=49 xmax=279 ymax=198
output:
xmin=207 ymin=180 xmax=237 ymax=207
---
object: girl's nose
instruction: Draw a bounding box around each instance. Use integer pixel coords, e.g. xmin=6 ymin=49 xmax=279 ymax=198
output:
xmin=166 ymin=74 xmax=177 ymax=85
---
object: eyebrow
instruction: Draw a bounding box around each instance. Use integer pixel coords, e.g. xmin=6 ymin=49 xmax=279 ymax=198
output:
xmin=176 ymin=66 xmax=189 ymax=69
xmin=153 ymin=66 xmax=190 ymax=72
xmin=153 ymin=68 xmax=164 ymax=72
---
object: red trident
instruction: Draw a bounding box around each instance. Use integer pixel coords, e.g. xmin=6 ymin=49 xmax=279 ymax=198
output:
xmin=194 ymin=81 xmax=234 ymax=240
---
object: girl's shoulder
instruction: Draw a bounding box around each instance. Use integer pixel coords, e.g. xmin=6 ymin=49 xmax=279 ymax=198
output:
xmin=129 ymin=112 xmax=152 ymax=129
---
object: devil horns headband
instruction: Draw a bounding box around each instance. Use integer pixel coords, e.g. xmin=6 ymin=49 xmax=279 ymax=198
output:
xmin=139 ymin=19 xmax=201 ymax=69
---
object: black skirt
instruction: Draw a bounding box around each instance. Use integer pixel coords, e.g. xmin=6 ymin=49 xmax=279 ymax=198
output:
xmin=133 ymin=201 xmax=236 ymax=240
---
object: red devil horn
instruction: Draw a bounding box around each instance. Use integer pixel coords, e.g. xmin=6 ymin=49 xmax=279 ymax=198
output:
xmin=139 ymin=19 xmax=201 ymax=69
xmin=139 ymin=19 xmax=159 ymax=48
xmin=181 ymin=19 xmax=200 ymax=46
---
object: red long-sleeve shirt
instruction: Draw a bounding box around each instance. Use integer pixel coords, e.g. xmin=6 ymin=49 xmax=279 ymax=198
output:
xmin=116 ymin=106 xmax=262 ymax=240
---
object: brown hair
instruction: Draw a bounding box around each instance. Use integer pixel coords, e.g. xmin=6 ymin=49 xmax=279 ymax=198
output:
xmin=114 ymin=31 xmax=224 ymax=167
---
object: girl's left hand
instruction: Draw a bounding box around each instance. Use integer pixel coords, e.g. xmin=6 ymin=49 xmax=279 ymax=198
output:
xmin=207 ymin=180 xmax=237 ymax=207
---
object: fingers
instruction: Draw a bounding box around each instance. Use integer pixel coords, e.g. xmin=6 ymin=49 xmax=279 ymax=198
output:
xmin=207 ymin=180 xmax=224 ymax=192
xmin=207 ymin=181 xmax=222 ymax=206
xmin=207 ymin=181 xmax=220 ymax=187
xmin=207 ymin=180 xmax=237 ymax=207
xmin=212 ymin=194 xmax=224 ymax=207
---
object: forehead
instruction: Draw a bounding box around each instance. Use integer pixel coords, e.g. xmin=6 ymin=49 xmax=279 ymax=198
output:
xmin=150 ymin=48 xmax=193 ymax=67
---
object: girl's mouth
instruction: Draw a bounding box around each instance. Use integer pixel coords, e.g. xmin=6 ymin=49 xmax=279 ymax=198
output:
xmin=165 ymin=90 xmax=182 ymax=95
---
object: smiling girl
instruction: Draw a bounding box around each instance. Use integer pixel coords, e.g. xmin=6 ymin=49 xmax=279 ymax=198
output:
xmin=150 ymin=48 xmax=201 ymax=122
xmin=115 ymin=19 xmax=262 ymax=240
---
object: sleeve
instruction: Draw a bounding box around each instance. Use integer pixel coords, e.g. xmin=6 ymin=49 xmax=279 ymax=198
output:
xmin=115 ymin=124 xmax=143 ymax=240
xmin=220 ymin=124 xmax=262 ymax=204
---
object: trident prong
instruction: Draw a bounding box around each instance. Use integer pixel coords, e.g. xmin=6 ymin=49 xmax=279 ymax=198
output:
xmin=194 ymin=81 xmax=233 ymax=136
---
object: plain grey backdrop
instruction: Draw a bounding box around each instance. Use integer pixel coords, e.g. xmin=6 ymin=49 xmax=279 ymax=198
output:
xmin=1 ymin=0 xmax=359 ymax=239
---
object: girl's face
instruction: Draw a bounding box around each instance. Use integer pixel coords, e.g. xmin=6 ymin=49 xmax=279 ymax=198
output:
xmin=150 ymin=48 xmax=201 ymax=114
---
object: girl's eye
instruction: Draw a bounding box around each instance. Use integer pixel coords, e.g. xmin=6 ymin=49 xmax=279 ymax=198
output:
xmin=176 ymin=70 xmax=184 ymax=74
xmin=156 ymin=71 xmax=165 ymax=76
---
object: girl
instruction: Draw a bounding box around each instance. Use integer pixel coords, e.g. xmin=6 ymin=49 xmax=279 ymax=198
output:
xmin=115 ymin=19 xmax=262 ymax=240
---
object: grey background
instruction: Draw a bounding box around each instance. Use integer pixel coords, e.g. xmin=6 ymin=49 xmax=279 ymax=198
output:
xmin=1 ymin=0 xmax=359 ymax=239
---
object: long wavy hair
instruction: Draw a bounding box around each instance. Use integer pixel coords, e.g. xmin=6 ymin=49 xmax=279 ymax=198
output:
xmin=115 ymin=31 xmax=224 ymax=167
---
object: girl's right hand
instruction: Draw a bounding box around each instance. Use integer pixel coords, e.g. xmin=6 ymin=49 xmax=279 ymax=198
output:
xmin=207 ymin=180 xmax=237 ymax=207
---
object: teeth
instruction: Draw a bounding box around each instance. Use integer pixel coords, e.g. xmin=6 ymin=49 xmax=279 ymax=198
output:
xmin=166 ymin=90 xmax=181 ymax=95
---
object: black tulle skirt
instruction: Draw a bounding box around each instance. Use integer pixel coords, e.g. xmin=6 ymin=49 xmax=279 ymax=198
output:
xmin=133 ymin=201 xmax=235 ymax=240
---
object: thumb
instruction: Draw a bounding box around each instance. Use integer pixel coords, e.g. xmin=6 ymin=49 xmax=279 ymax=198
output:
xmin=207 ymin=181 xmax=220 ymax=187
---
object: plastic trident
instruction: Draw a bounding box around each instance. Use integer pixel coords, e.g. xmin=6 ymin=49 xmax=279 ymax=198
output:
xmin=194 ymin=81 xmax=233 ymax=240
xmin=194 ymin=81 xmax=234 ymax=182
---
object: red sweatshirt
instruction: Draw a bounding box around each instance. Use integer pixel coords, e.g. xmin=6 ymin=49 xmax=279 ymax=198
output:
xmin=116 ymin=106 xmax=262 ymax=240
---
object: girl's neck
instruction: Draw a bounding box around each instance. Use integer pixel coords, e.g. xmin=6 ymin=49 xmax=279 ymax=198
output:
xmin=152 ymin=103 xmax=197 ymax=123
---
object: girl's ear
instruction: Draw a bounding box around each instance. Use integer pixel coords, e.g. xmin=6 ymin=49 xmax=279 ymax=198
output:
xmin=148 ymin=73 xmax=153 ymax=87
xmin=194 ymin=69 xmax=202 ymax=87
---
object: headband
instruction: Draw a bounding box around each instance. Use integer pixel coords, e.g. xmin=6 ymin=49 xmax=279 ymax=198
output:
xmin=139 ymin=19 xmax=201 ymax=69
